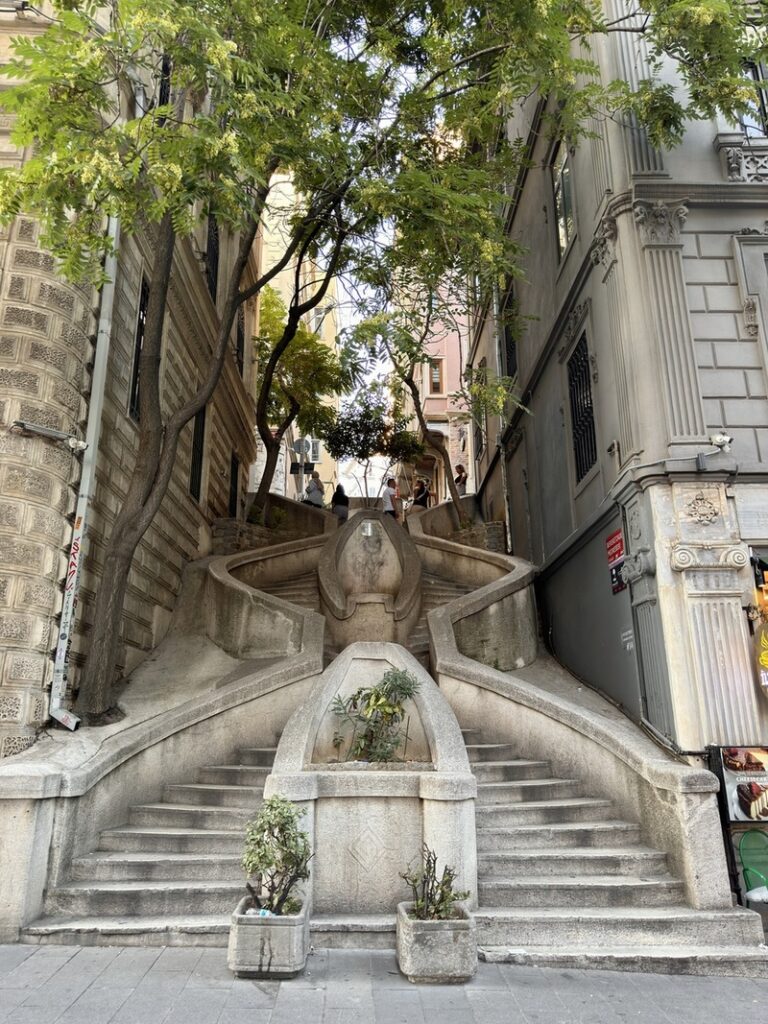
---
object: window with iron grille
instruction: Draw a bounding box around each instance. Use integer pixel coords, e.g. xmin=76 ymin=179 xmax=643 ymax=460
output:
xmin=128 ymin=277 xmax=150 ymax=421
xmin=189 ymin=405 xmax=206 ymax=502
xmin=567 ymin=333 xmax=597 ymax=483
xmin=206 ymin=215 xmax=219 ymax=302
xmin=741 ymin=62 xmax=768 ymax=137
xmin=228 ymin=451 xmax=239 ymax=518
xmin=430 ymin=360 xmax=443 ymax=394
xmin=500 ymin=282 xmax=517 ymax=379
xmin=235 ymin=306 xmax=245 ymax=375
xmin=157 ymin=54 xmax=172 ymax=116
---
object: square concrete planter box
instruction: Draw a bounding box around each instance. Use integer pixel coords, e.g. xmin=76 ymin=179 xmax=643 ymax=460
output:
xmin=396 ymin=902 xmax=477 ymax=984
xmin=227 ymin=898 xmax=310 ymax=979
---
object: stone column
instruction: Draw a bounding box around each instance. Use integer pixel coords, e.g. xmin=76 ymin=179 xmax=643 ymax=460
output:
xmin=0 ymin=216 xmax=94 ymax=757
xmin=633 ymin=200 xmax=709 ymax=451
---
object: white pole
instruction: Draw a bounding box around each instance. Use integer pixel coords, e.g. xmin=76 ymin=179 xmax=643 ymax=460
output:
xmin=50 ymin=217 xmax=121 ymax=729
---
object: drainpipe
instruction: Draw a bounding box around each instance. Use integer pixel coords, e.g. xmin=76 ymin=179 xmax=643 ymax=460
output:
xmin=492 ymin=281 xmax=513 ymax=553
xmin=50 ymin=216 xmax=121 ymax=730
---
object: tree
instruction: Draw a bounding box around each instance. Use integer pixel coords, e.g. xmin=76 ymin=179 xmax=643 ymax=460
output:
xmin=0 ymin=1 xmax=763 ymax=718
xmin=322 ymin=389 xmax=423 ymax=504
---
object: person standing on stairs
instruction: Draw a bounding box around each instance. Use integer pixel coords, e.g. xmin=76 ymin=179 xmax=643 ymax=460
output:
xmin=413 ymin=479 xmax=430 ymax=509
xmin=382 ymin=478 xmax=399 ymax=520
xmin=331 ymin=483 xmax=349 ymax=521
xmin=303 ymin=470 xmax=325 ymax=507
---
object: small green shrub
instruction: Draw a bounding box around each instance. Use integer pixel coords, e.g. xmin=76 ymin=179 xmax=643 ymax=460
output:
xmin=331 ymin=668 xmax=419 ymax=762
xmin=242 ymin=796 xmax=311 ymax=915
xmin=400 ymin=843 xmax=470 ymax=920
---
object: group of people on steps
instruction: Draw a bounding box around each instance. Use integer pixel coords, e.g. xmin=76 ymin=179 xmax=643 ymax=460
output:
xmin=303 ymin=464 xmax=468 ymax=523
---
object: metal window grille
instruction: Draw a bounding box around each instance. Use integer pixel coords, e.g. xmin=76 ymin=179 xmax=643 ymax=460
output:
xmin=189 ymin=406 xmax=206 ymax=501
xmin=128 ymin=278 xmax=150 ymax=421
xmin=501 ymin=284 xmax=517 ymax=379
xmin=567 ymin=334 xmax=597 ymax=483
xmin=206 ymin=215 xmax=219 ymax=302
xmin=228 ymin=451 xmax=239 ymax=517
xmin=157 ymin=54 xmax=172 ymax=113
xmin=235 ymin=306 xmax=245 ymax=375
xmin=741 ymin=62 xmax=768 ymax=137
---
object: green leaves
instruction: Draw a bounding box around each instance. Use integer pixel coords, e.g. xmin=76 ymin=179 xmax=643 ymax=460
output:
xmin=331 ymin=668 xmax=420 ymax=762
xmin=242 ymin=796 xmax=311 ymax=916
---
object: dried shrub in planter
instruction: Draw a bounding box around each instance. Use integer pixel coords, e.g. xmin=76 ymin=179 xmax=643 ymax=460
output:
xmin=400 ymin=844 xmax=470 ymax=920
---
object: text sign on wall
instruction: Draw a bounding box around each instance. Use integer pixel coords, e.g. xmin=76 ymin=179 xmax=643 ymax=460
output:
xmin=606 ymin=528 xmax=627 ymax=594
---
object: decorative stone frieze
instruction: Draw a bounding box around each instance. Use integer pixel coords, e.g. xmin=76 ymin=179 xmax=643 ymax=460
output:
xmin=718 ymin=138 xmax=768 ymax=183
xmin=670 ymin=543 xmax=749 ymax=573
xmin=743 ymin=297 xmax=760 ymax=336
xmin=684 ymin=492 xmax=719 ymax=526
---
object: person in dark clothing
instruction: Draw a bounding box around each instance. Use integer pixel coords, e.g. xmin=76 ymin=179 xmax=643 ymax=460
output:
xmin=331 ymin=483 xmax=349 ymax=521
xmin=413 ymin=479 xmax=430 ymax=508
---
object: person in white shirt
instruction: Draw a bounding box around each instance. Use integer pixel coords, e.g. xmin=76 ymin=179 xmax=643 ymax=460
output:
xmin=382 ymin=478 xmax=399 ymax=520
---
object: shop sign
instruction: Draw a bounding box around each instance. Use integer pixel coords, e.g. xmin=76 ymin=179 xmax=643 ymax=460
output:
xmin=720 ymin=746 xmax=768 ymax=824
xmin=606 ymin=529 xmax=627 ymax=594
xmin=755 ymin=622 xmax=768 ymax=695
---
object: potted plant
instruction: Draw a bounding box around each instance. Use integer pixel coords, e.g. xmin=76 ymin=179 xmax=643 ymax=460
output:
xmin=396 ymin=843 xmax=476 ymax=984
xmin=227 ymin=795 xmax=312 ymax=979
xmin=331 ymin=668 xmax=419 ymax=762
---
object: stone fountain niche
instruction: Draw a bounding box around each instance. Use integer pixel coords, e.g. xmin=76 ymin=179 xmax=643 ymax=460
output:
xmin=318 ymin=510 xmax=422 ymax=648
xmin=264 ymin=642 xmax=477 ymax=915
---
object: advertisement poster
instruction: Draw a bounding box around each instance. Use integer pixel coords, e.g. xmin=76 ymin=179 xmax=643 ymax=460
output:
xmin=720 ymin=747 xmax=768 ymax=823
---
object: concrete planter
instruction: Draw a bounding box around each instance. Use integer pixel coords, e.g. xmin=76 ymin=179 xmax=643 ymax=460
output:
xmin=396 ymin=902 xmax=477 ymax=984
xmin=227 ymin=898 xmax=310 ymax=978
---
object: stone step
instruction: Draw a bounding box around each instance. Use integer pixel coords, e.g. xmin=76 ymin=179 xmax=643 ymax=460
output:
xmin=478 ymin=944 xmax=768 ymax=978
xmin=237 ymin=748 xmax=278 ymax=767
xmin=478 ymin=848 xmax=668 ymax=878
xmin=472 ymin=760 xmax=553 ymax=782
xmin=310 ymin=914 xmax=396 ymax=950
xmin=196 ymin=765 xmax=272 ymax=786
xmin=466 ymin=743 xmax=520 ymax=763
xmin=476 ymin=779 xmax=581 ymax=805
xmin=129 ymin=803 xmax=253 ymax=830
xmin=46 ymin=881 xmax=243 ymax=917
xmin=476 ymin=821 xmax=642 ymax=851
xmin=99 ymin=827 xmax=243 ymax=854
xmin=475 ymin=798 xmax=613 ymax=827
xmin=163 ymin=784 xmax=264 ymax=808
xmin=21 ymin=915 xmax=230 ymax=947
xmin=473 ymin=906 xmax=765 ymax=949
xmin=478 ymin=875 xmax=685 ymax=908
xmin=70 ymin=852 xmax=242 ymax=882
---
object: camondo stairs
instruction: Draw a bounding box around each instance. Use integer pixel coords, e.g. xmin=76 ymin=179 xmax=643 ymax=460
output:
xmin=2 ymin=498 xmax=766 ymax=976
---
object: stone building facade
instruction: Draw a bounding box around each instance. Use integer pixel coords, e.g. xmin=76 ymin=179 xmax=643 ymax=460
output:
xmin=0 ymin=158 xmax=258 ymax=756
xmin=469 ymin=28 xmax=768 ymax=750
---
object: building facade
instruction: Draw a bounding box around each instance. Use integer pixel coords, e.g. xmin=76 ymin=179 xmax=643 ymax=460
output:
xmin=469 ymin=30 xmax=768 ymax=750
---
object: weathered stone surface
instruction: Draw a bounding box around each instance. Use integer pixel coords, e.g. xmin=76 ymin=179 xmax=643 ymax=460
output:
xmin=29 ymin=342 xmax=67 ymax=374
xmin=13 ymin=247 xmax=54 ymax=272
xmin=3 ymin=306 xmax=49 ymax=334
xmin=396 ymin=902 xmax=477 ymax=983
xmin=0 ymin=368 xmax=40 ymax=394
xmin=4 ymin=467 xmax=52 ymax=502
xmin=227 ymin=899 xmax=310 ymax=978
xmin=18 ymin=402 xmax=63 ymax=431
xmin=37 ymin=281 xmax=75 ymax=313
xmin=0 ymin=693 xmax=22 ymax=722
xmin=1 ymin=734 xmax=35 ymax=758
xmin=0 ymin=502 xmax=22 ymax=530
xmin=0 ymin=539 xmax=42 ymax=572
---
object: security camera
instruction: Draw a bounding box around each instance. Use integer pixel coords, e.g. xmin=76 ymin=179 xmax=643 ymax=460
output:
xmin=11 ymin=420 xmax=88 ymax=451
xmin=710 ymin=433 xmax=733 ymax=452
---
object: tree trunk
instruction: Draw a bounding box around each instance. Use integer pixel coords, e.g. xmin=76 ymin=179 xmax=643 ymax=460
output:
xmin=251 ymin=436 xmax=282 ymax=518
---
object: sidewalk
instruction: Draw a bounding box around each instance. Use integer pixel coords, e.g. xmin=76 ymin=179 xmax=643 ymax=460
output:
xmin=1 ymin=944 xmax=767 ymax=1024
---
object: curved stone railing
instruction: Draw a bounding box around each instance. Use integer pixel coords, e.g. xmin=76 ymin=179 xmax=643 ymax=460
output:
xmin=0 ymin=537 xmax=327 ymax=940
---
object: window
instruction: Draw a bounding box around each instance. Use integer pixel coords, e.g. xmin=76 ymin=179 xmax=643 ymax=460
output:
xmin=189 ymin=405 xmax=206 ymax=501
xmin=553 ymin=145 xmax=574 ymax=258
xmin=567 ymin=334 xmax=597 ymax=484
xmin=310 ymin=438 xmax=321 ymax=464
xmin=129 ymin=277 xmax=150 ymax=421
xmin=473 ymin=359 xmax=487 ymax=460
xmin=429 ymin=360 xmax=443 ymax=394
xmin=500 ymin=282 xmax=517 ymax=379
xmin=157 ymin=54 xmax=172 ymax=117
xmin=741 ymin=63 xmax=768 ymax=137
xmin=206 ymin=215 xmax=219 ymax=302
xmin=235 ymin=306 xmax=245 ymax=376
xmin=228 ymin=451 xmax=239 ymax=518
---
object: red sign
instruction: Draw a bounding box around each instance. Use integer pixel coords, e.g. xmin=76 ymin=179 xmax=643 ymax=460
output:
xmin=606 ymin=529 xmax=625 ymax=566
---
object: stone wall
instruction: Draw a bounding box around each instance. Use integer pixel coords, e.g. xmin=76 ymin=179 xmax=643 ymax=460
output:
xmin=449 ymin=522 xmax=506 ymax=553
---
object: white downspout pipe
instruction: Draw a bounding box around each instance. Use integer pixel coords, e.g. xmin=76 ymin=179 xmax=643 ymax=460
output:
xmin=50 ymin=216 xmax=121 ymax=729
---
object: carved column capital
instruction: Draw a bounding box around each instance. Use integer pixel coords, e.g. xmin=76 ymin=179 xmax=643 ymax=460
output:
xmin=633 ymin=200 xmax=688 ymax=246
xmin=620 ymin=547 xmax=656 ymax=584
xmin=590 ymin=214 xmax=618 ymax=270
xmin=671 ymin=543 xmax=750 ymax=573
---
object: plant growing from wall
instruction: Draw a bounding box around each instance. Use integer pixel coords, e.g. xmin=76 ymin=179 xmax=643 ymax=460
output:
xmin=331 ymin=668 xmax=419 ymax=762
xmin=242 ymin=796 xmax=311 ymax=916
xmin=400 ymin=844 xmax=470 ymax=921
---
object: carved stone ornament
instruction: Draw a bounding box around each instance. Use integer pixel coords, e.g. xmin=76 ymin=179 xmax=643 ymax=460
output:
xmin=620 ymin=548 xmax=656 ymax=584
xmin=744 ymin=297 xmax=760 ymax=337
xmin=671 ymin=543 xmax=750 ymax=573
xmin=589 ymin=215 xmax=618 ymax=270
xmin=627 ymin=507 xmax=643 ymax=543
xmin=563 ymin=303 xmax=588 ymax=345
xmin=684 ymin=491 xmax=719 ymax=525
xmin=725 ymin=145 xmax=745 ymax=181
xmin=633 ymin=200 xmax=688 ymax=246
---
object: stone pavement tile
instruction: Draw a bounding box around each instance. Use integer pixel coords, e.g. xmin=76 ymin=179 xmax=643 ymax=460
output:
xmin=52 ymin=986 xmax=135 ymax=1024
xmin=473 ymin=962 xmax=511 ymax=989
xmin=1 ymin=948 xmax=77 ymax=990
xmin=109 ymin=968 xmax=189 ymax=1024
xmin=152 ymin=947 xmax=206 ymax=973
xmin=373 ymin=989 xmax=426 ymax=1024
xmin=368 ymin=952 xmax=415 ymax=988
xmin=216 ymin=1010 xmax=273 ymax=1024
xmin=162 ymin=985 xmax=230 ymax=1024
xmin=0 ymin=948 xmax=35 ymax=976
xmin=221 ymin=978 xmax=278 ymax=1009
xmin=89 ymin=947 xmax=162 ymax=988
xmin=185 ymin=950 xmax=234 ymax=991
xmin=465 ymin=987 xmax=528 ymax=1024
xmin=323 ymin=1008 xmax=376 ymax=1024
xmin=0 ymin=989 xmax=29 ymax=1024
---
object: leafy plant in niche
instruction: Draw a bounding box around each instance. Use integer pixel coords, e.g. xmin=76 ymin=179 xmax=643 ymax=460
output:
xmin=331 ymin=668 xmax=419 ymax=762
xmin=401 ymin=843 xmax=470 ymax=921
xmin=242 ymin=796 xmax=311 ymax=915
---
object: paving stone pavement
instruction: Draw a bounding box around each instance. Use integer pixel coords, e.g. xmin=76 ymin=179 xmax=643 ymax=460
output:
xmin=1 ymin=945 xmax=767 ymax=1024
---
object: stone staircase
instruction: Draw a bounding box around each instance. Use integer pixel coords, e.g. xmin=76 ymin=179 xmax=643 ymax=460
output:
xmin=22 ymin=745 xmax=278 ymax=947
xmin=467 ymin=734 xmax=767 ymax=975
